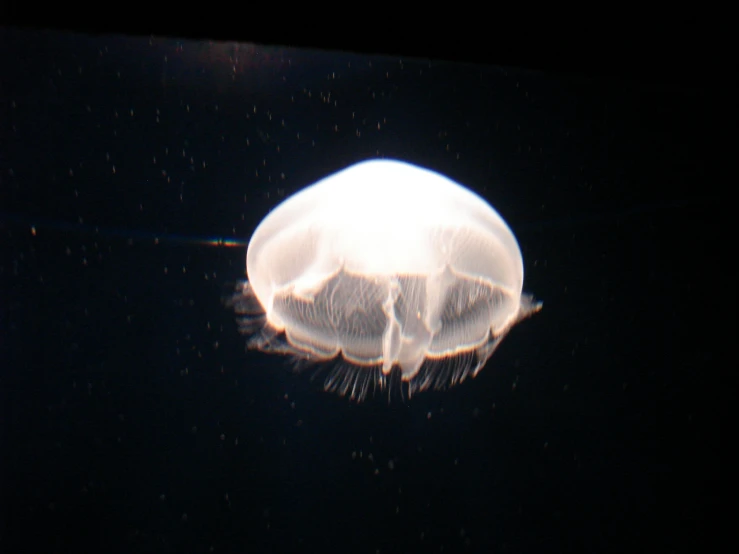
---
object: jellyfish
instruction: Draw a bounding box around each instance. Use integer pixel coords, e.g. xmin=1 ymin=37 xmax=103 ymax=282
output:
xmin=228 ymin=159 xmax=541 ymax=400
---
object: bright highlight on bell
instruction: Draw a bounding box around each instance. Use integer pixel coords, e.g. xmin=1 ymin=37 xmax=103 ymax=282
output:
xmin=228 ymin=159 xmax=541 ymax=400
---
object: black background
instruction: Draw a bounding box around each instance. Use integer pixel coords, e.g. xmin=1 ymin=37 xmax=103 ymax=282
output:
xmin=1 ymin=26 xmax=726 ymax=553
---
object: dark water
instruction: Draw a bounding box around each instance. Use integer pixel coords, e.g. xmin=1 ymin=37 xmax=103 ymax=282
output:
xmin=1 ymin=29 xmax=723 ymax=553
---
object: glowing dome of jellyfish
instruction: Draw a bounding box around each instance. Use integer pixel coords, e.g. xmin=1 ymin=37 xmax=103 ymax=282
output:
xmin=228 ymin=159 xmax=541 ymax=400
